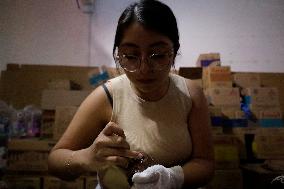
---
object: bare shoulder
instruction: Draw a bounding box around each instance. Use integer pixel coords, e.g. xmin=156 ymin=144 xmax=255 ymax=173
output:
xmin=184 ymin=78 xmax=206 ymax=106
xmin=81 ymin=82 xmax=113 ymax=122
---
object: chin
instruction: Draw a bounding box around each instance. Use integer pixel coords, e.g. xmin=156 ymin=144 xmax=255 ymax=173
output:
xmin=135 ymin=82 xmax=159 ymax=93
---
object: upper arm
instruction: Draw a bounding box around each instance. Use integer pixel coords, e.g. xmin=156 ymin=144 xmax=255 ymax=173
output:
xmin=52 ymin=83 xmax=113 ymax=151
xmin=186 ymin=79 xmax=214 ymax=160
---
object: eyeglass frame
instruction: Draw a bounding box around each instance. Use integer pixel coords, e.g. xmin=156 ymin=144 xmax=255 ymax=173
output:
xmin=114 ymin=48 xmax=175 ymax=73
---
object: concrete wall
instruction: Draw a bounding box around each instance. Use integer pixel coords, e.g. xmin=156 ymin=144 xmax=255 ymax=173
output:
xmin=1 ymin=0 xmax=284 ymax=73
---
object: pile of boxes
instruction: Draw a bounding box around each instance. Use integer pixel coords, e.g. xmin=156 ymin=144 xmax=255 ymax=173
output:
xmin=0 ymin=61 xmax=284 ymax=188
xmin=194 ymin=53 xmax=284 ymax=189
xmin=199 ymin=58 xmax=244 ymax=189
xmin=0 ymin=64 xmax=106 ymax=188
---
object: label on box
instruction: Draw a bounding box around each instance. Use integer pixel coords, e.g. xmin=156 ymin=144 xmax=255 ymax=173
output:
xmin=206 ymin=88 xmax=240 ymax=107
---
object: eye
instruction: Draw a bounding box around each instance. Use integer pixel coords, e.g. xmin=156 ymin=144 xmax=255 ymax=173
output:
xmin=122 ymin=54 xmax=139 ymax=61
xmin=150 ymin=53 xmax=167 ymax=60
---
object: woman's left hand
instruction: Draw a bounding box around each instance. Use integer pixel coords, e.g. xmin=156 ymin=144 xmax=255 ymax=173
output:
xmin=132 ymin=165 xmax=184 ymax=189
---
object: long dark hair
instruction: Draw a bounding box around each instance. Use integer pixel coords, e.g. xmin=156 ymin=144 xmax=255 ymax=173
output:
xmin=113 ymin=0 xmax=180 ymax=58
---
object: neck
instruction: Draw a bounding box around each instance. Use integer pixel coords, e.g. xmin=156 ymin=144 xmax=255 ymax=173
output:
xmin=131 ymin=77 xmax=170 ymax=101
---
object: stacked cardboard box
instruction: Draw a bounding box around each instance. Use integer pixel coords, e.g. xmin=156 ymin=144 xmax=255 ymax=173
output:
xmin=7 ymin=139 xmax=55 ymax=172
xmin=196 ymin=53 xmax=221 ymax=67
xmin=40 ymin=78 xmax=92 ymax=141
xmin=207 ymin=169 xmax=243 ymax=189
xmin=208 ymin=135 xmax=243 ymax=189
xmin=202 ymin=65 xmax=244 ymax=189
xmin=3 ymin=176 xmax=41 ymax=189
xmin=229 ymin=73 xmax=284 ymax=173
xmin=242 ymin=87 xmax=283 ymax=127
xmin=203 ymin=66 xmax=233 ymax=89
xmin=0 ymin=64 xmax=98 ymax=109
xmin=53 ymin=106 xmax=78 ymax=141
xmin=203 ymin=66 xmax=246 ymax=128
xmin=43 ymin=176 xmax=85 ymax=189
xmin=213 ymin=135 xmax=240 ymax=169
xmin=233 ymin=72 xmax=261 ymax=89
xmin=2 ymin=175 xmax=96 ymax=189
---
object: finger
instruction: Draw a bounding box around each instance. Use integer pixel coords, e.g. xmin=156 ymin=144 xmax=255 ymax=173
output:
xmin=103 ymin=122 xmax=126 ymax=138
xmin=108 ymin=135 xmax=130 ymax=149
xmin=132 ymin=171 xmax=160 ymax=183
xmin=98 ymin=148 xmax=142 ymax=159
xmin=96 ymin=135 xmax=130 ymax=149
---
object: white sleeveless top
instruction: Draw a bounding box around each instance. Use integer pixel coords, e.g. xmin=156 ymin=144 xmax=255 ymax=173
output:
xmin=109 ymin=74 xmax=192 ymax=167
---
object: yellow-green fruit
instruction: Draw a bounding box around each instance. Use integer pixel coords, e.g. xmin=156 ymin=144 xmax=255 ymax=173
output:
xmin=103 ymin=165 xmax=130 ymax=189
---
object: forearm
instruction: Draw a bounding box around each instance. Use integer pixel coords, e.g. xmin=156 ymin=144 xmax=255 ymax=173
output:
xmin=182 ymin=158 xmax=215 ymax=189
xmin=48 ymin=148 xmax=87 ymax=181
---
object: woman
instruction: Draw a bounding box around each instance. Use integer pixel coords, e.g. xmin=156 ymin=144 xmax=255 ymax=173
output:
xmin=48 ymin=0 xmax=214 ymax=188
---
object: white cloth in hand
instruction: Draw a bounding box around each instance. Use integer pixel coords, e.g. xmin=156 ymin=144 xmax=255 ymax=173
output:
xmin=132 ymin=165 xmax=184 ymax=189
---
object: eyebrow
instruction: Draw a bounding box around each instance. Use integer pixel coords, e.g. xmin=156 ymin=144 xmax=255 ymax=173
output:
xmin=119 ymin=41 xmax=171 ymax=49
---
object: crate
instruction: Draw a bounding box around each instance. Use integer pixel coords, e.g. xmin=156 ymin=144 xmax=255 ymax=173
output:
xmin=7 ymin=139 xmax=55 ymax=172
xmin=3 ymin=175 xmax=41 ymax=189
xmin=43 ymin=176 xmax=84 ymax=189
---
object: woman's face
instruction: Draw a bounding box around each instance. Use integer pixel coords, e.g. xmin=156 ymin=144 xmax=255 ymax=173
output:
xmin=117 ymin=22 xmax=174 ymax=95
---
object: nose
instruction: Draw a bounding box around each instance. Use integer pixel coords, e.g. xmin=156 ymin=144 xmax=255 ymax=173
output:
xmin=139 ymin=56 xmax=152 ymax=74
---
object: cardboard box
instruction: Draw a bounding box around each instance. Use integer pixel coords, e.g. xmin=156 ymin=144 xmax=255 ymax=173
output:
xmin=4 ymin=176 xmax=41 ymax=189
xmin=259 ymin=72 xmax=284 ymax=116
xmin=7 ymin=139 xmax=55 ymax=172
xmin=243 ymin=87 xmax=280 ymax=108
xmin=225 ymin=127 xmax=260 ymax=159
xmin=228 ymin=127 xmax=260 ymax=135
xmin=47 ymin=79 xmax=81 ymax=90
xmin=257 ymin=127 xmax=284 ymax=135
xmin=253 ymin=134 xmax=284 ymax=159
xmin=209 ymin=106 xmax=222 ymax=117
xmin=53 ymin=106 xmax=78 ymax=140
xmin=43 ymin=176 xmax=84 ymax=189
xmin=250 ymin=108 xmax=283 ymax=127
xmin=221 ymin=108 xmax=248 ymax=127
xmin=251 ymin=108 xmax=282 ymax=119
xmin=178 ymin=67 xmax=202 ymax=79
xmin=212 ymin=127 xmax=223 ymax=135
xmin=205 ymin=88 xmax=240 ymax=107
xmin=213 ymin=135 xmax=240 ymax=169
xmin=196 ymin=53 xmax=221 ymax=67
xmin=41 ymin=90 xmax=91 ymax=110
xmin=202 ymin=66 xmax=232 ymax=89
xmin=41 ymin=110 xmax=55 ymax=139
xmin=207 ymin=169 xmax=242 ymax=189
xmin=233 ymin=73 xmax=261 ymax=88
xmin=0 ymin=64 xmax=98 ymax=109
xmin=221 ymin=108 xmax=244 ymax=119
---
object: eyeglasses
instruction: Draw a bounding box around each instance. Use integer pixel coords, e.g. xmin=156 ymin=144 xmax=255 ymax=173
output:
xmin=114 ymin=49 xmax=174 ymax=72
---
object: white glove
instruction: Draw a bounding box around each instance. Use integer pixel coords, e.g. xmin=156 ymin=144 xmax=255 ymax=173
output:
xmin=132 ymin=165 xmax=184 ymax=189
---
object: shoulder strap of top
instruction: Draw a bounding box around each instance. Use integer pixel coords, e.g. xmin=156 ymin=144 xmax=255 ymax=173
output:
xmin=101 ymin=83 xmax=113 ymax=108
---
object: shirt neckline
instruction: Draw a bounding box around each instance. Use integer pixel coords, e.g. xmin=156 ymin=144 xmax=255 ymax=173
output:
xmin=127 ymin=74 xmax=173 ymax=104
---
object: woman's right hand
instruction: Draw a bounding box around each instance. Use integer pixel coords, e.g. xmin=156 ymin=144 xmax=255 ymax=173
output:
xmin=81 ymin=122 xmax=142 ymax=172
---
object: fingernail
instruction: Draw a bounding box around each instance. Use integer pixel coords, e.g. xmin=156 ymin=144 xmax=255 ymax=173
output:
xmin=137 ymin=153 xmax=144 ymax=159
